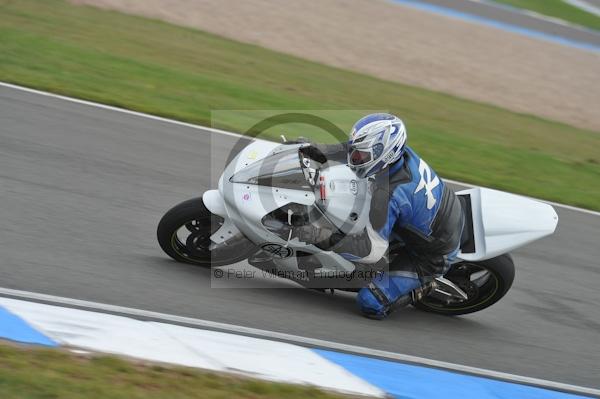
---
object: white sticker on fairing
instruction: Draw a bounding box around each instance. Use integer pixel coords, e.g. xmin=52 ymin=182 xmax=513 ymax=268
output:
xmin=350 ymin=180 xmax=358 ymax=195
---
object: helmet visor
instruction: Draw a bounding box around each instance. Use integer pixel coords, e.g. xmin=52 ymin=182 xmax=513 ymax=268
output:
xmin=349 ymin=149 xmax=372 ymax=166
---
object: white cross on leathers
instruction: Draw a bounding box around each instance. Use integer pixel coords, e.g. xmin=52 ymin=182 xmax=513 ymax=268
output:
xmin=415 ymin=159 xmax=440 ymax=210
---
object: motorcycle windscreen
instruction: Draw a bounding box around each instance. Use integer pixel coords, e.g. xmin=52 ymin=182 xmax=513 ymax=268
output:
xmin=229 ymin=149 xmax=312 ymax=190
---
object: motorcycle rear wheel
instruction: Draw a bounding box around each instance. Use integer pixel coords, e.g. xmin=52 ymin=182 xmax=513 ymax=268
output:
xmin=157 ymin=197 xmax=254 ymax=266
xmin=414 ymin=254 xmax=515 ymax=315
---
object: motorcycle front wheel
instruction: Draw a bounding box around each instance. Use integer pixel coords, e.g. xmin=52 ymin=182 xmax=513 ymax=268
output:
xmin=414 ymin=254 xmax=515 ymax=316
xmin=157 ymin=197 xmax=254 ymax=266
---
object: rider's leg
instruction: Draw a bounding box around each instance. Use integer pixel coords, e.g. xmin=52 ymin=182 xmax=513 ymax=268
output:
xmin=356 ymin=250 xmax=422 ymax=319
xmin=356 ymin=243 xmax=464 ymax=319
xmin=357 ymin=272 xmax=421 ymax=319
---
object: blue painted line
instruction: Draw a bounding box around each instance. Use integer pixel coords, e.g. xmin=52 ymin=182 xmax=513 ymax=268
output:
xmin=389 ymin=0 xmax=600 ymax=52
xmin=315 ymin=349 xmax=591 ymax=399
xmin=0 ymin=306 xmax=58 ymax=347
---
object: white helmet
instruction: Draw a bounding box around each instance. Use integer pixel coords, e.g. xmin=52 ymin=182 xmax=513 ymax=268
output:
xmin=347 ymin=113 xmax=407 ymax=178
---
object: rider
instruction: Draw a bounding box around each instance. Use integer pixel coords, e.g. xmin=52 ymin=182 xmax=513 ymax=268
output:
xmin=327 ymin=113 xmax=464 ymax=319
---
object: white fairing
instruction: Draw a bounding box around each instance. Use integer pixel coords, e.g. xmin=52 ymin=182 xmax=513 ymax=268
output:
xmin=209 ymin=140 xmax=365 ymax=275
xmin=314 ymin=165 xmax=371 ymax=234
xmin=457 ymin=188 xmax=558 ymax=261
xmin=203 ymin=190 xmax=227 ymax=217
xmin=204 ymin=139 xmax=558 ymax=274
xmin=217 ymin=141 xmax=316 ymax=248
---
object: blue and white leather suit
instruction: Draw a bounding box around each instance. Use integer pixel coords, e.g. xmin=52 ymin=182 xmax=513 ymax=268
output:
xmin=334 ymin=146 xmax=465 ymax=318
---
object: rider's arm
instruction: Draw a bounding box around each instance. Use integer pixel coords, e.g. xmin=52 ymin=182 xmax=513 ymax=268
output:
xmin=299 ymin=143 xmax=347 ymax=164
xmin=370 ymin=184 xmax=412 ymax=241
xmin=353 ymin=189 xmax=410 ymax=263
xmin=331 ymin=187 xmax=412 ymax=264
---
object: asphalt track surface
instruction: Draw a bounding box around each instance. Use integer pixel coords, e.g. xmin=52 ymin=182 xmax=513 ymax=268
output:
xmin=417 ymin=0 xmax=600 ymax=47
xmin=1 ymin=85 xmax=600 ymax=390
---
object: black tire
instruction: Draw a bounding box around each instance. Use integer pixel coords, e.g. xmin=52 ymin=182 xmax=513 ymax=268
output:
xmin=414 ymin=254 xmax=515 ymax=316
xmin=157 ymin=197 xmax=254 ymax=266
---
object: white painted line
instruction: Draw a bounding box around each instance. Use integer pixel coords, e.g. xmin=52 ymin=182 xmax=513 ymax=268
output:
xmin=0 ymin=82 xmax=244 ymax=140
xmin=471 ymin=0 xmax=600 ymax=31
xmin=520 ymin=10 xmax=576 ymax=27
xmin=1 ymin=81 xmax=599 ymax=217
xmin=470 ymin=0 xmax=569 ymax=26
xmin=565 ymin=0 xmax=600 ymax=18
xmin=0 ymin=287 xmax=598 ymax=397
xmin=443 ymin=178 xmax=600 ymax=217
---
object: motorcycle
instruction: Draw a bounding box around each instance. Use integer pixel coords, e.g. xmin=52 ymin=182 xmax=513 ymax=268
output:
xmin=157 ymin=138 xmax=558 ymax=316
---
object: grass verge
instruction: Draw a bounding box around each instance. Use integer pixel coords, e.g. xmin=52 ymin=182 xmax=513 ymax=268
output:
xmin=0 ymin=341 xmax=349 ymax=399
xmin=1 ymin=0 xmax=599 ymax=210
xmin=492 ymin=0 xmax=600 ymax=30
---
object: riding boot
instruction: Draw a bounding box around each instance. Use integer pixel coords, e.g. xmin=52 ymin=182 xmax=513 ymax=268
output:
xmin=356 ymin=273 xmax=421 ymax=319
